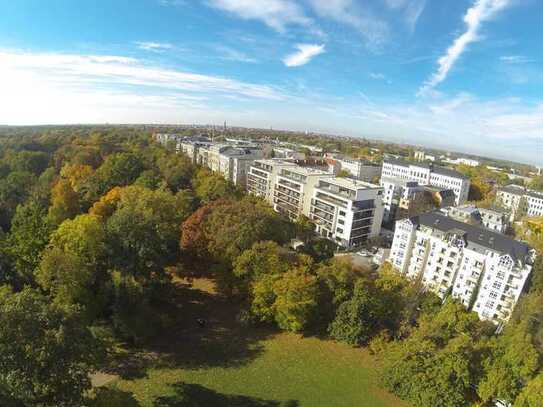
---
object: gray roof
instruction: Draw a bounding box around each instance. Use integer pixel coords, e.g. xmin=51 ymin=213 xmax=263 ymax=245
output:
xmin=411 ymin=211 xmax=531 ymax=262
xmin=499 ymin=185 xmax=543 ymax=200
xmin=383 ymin=158 xmax=468 ymax=180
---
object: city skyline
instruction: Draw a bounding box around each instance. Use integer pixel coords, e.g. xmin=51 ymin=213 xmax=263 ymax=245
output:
xmin=1 ymin=0 xmax=542 ymax=165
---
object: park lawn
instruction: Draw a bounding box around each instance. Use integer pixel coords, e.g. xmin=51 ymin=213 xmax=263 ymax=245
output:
xmin=104 ymin=278 xmax=406 ymax=406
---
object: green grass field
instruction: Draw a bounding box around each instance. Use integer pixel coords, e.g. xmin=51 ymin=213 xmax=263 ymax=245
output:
xmin=100 ymin=279 xmax=406 ymax=407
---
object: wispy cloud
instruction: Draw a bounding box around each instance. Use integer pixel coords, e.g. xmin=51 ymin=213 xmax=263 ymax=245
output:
xmin=206 ymin=0 xmax=312 ymax=32
xmin=370 ymin=72 xmax=386 ymax=80
xmin=308 ymin=0 xmax=389 ymax=49
xmin=135 ymin=41 xmax=174 ymax=52
xmin=283 ymin=44 xmax=325 ymax=67
xmin=419 ymin=0 xmax=511 ymax=95
xmin=215 ymin=45 xmax=258 ymax=63
xmin=0 ymin=50 xmax=285 ymax=103
xmin=383 ymin=0 xmax=427 ymax=32
xmin=500 ymin=55 xmax=533 ymax=64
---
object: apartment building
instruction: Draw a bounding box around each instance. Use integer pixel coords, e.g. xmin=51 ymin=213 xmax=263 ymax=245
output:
xmin=445 ymin=205 xmax=509 ymax=233
xmin=195 ymin=144 xmax=263 ymax=186
xmin=389 ymin=211 xmax=534 ymax=324
xmin=330 ymin=157 xmax=381 ymax=182
xmin=381 ymin=158 xmax=470 ymax=205
xmin=273 ymin=166 xmax=331 ymax=220
xmin=247 ymin=159 xmax=385 ymax=248
xmin=497 ymin=184 xmax=543 ymax=220
xmin=247 ymin=159 xmax=298 ymax=202
xmin=310 ymin=178 xmax=384 ymax=247
xmin=380 ymin=177 xmax=455 ymax=223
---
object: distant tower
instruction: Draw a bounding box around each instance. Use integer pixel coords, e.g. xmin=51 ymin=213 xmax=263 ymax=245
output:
xmin=224 ymin=120 xmax=227 ymax=132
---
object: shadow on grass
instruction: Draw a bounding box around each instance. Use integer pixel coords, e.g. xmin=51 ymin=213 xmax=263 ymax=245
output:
xmin=103 ymin=279 xmax=277 ymax=379
xmin=153 ymin=382 xmax=298 ymax=407
xmin=151 ymin=281 xmax=277 ymax=370
xmin=93 ymin=387 xmax=141 ymax=406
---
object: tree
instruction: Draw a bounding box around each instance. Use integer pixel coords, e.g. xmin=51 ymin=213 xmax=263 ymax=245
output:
xmin=328 ymin=278 xmax=382 ymax=345
xmin=7 ymin=201 xmax=52 ymax=285
xmin=0 ymin=171 xmax=35 ymax=229
xmin=0 ymin=287 xmax=103 ymax=406
xmin=381 ymin=301 xmax=491 ymax=407
xmin=37 ymin=214 xmax=108 ymax=317
xmin=192 ymin=168 xmax=237 ymax=203
xmin=515 ymin=374 xmax=543 ymax=406
xmin=528 ymin=176 xmax=543 ymax=192
xmin=6 ymin=150 xmax=49 ymax=175
xmin=60 ymin=163 xmax=94 ymax=192
xmin=89 ymin=152 xmax=143 ymax=199
xmin=272 ymin=257 xmax=318 ymax=332
xmin=48 ymin=179 xmax=80 ymax=226
xmin=106 ymin=186 xmax=189 ymax=280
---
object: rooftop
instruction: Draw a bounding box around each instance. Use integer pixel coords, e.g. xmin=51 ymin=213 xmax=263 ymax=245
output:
xmin=383 ymin=158 xmax=468 ymax=180
xmin=411 ymin=212 xmax=532 ymax=262
xmin=320 ymin=177 xmax=381 ymax=191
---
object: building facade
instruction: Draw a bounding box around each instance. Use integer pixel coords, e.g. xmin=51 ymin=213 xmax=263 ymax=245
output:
xmin=389 ymin=212 xmax=534 ymax=324
xmin=310 ymin=178 xmax=384 ymax=247
xmin=381 ymin=158 xmax=470 ymax=205
xmin=497 ymin=185 xmax=543 ymax=220
xmin=247 ymin=159 xmax=385 ymax=248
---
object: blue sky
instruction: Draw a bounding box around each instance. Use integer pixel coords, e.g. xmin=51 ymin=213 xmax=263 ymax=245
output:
xmin=0 ymin=0 xmax=542 ymax=165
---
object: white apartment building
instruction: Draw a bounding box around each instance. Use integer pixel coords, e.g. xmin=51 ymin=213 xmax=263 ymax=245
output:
xmin=381 ymin=158 xmax=470 ymax=205
xmin=247 ymin=159 xmax=385 ymax=248
xmin=497 ymin=185 xmax=543 ymax=220
xmin=310 ymin=178 xmax=384 ymax=247
xmin=380 ymin=177 xmax=422 ymax=223
xmin=335 ymin=157 xmax=381 ymax=182
xmin=247 ymin=159 xmax=298 ymax=202
xmin=195 ymin=144 xmax=263 ymax=187
xmin=273 ymin=166 xmax=331 ymax=220
xmin=444 ymin=205 xmax=509 ymax=234
xmin=389 ymin=212 xmax=535 ymax=324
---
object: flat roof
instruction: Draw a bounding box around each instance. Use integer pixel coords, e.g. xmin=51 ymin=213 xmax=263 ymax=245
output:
xmin=318 ymin=177 xmax=382 ymax=190
xmin=383 ymin=158 xmax=468 ymax=180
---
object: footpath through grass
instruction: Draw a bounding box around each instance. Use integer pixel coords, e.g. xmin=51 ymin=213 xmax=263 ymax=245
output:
xmin=102 ymin=278 xmax=406 ymax=407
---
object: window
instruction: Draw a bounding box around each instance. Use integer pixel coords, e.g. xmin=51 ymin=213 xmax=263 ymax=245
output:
xmin=489 ymin=291 xmax=498 ymax=299
xmin=338 ymin=219 xmax=345 ymax=225
xmin=336 ymin=227 xmax=344 ymax=234
xmin=492 ymin=281 xmax=502 ymax=290
xmin=339 ymin=210 xmax=346 ymax=216
xmin=497 ymin=271 xmax=505 ymax=280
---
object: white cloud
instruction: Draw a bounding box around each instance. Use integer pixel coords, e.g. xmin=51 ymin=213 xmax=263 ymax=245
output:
xmin=370 ymin=72 xmax=386 ymax=80
xmin=135 ymin=41 xmax=174 ymax=52
xmin=308 ymin=0 xmax=389 ymax=48
xmin=500 ymin=55 xmax=532 ymax=64
xmin=215 ymin=45 xmax=258 ymax=63
xmin=419 ymin=0 xmax=510 ymax=95
xmin=0 ymin=49 xmax=289 ymax=125
xmin=283 ymin=44 xmax=325 ymax=67
xmin=207 ymin=0 xmax=312 ymax=32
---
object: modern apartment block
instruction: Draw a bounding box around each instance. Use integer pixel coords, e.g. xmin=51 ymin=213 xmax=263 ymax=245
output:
xmin=389 ymin=211 xmax=535 ymax=324
xmin=273 ymin=166 xmax=331 ymax=220
xmin=247 ymin=159 xmax=385 ymax=248
xmin=310 ymin=178 xmax=384 ymax=247
xmin=381 ymin=158 xmax=470 ymax=205
xmin=497 ymin=184 xmax=543 ymax=220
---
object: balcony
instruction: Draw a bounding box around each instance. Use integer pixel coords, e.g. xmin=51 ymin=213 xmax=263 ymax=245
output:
xmin=277 ymin=178 xmax=301 ymax=192
xmin=311 ymin=199 xmax=335 ymax=214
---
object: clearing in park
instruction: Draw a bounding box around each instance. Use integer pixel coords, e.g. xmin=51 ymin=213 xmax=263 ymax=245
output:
xmin=96 ymin=278 xmax=407 ymax=407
